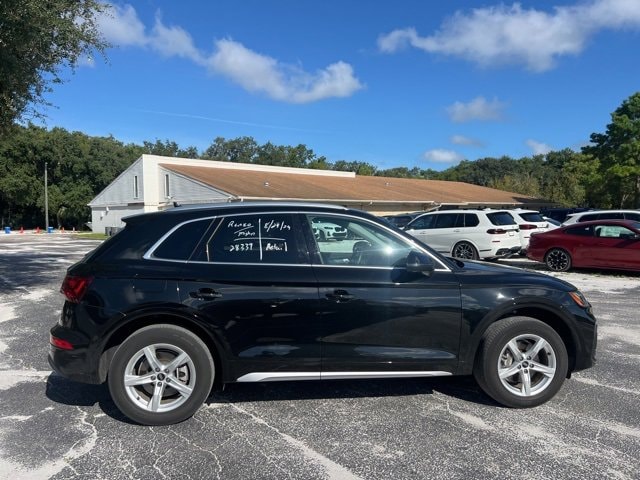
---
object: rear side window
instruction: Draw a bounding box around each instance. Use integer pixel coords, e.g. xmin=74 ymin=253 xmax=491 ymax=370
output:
xmin=434 ymin=213 xmax=459 ymax=228
xmin=153 ymin=219 xmax=213 ymax=260
xmin=486 ymin=212 xmax=516 ymax=226
xmin=518 ymin=212 xmax=544 ymax=222
xmin=463 ymin=214 xmax=479 ymax=227
xmin=205 ymin=214 xmax=303 ymax=264
xmin=624 ymin=213 xmax=640 ymax=221
xmin=565 ymin=225 xmax=593 ymax=236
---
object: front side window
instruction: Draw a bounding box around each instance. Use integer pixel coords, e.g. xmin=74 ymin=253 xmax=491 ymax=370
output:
xmin=205 ymin=214 xmax=302 ymax=264
xmin=307 ymin=215 xmax=413 ymax=267
xmin=406 ymin=214 xmax=435 ymax=230
xmin=595 ymin=225 xmax=635 ymax=238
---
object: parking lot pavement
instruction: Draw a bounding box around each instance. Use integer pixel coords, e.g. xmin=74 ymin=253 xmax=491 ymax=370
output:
xmin=0 ymin=236 xmax=639 ymax=480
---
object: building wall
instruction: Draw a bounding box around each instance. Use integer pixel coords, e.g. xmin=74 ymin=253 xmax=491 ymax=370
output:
xmin=90 ymin=158 xmax=144 ymax=207
xmin=91 ymin=205 xmax=145 ymax=235
xmin=88 ymin=157 xmax=233 ymax=232
xmin=158 ymin=167 xmax=231 ymax=206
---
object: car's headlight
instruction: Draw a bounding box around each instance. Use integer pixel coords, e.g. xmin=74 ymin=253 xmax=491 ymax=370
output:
xmin=569 ymin=290 xmax=590 ymax=308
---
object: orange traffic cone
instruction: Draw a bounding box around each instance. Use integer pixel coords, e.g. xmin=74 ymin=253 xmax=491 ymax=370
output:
xmin=36 ymin=226 xmax=40 ymax=234
xmin=61 ymin=226 xmax=65 ymax=233
xmin=19 ymin=226 xmax=24 ymax=234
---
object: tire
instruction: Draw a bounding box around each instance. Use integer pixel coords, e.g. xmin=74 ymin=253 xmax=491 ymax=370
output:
xmin=473 ymin=317 xmax=568 ymax=408
xmin=107 ymin=324 xmax=214 ymax=425
xmin=452 ymin=241 xmax=478 ymax=260
xmin=545 ymin=248 xmax=572 ymax=272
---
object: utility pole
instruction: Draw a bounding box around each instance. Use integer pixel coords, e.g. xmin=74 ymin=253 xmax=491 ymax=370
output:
xmin=44 ymin=162 xmax=49 ymax=231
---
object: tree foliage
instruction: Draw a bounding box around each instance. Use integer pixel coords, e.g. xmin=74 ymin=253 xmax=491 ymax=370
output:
xmin=0 ymin=125 xmax=141 ymax=228
xmin=3 ymin=93 xmax=640 ymax=228
xmin=583 ymin=92 xmax=640 ymax=207
xmin=0 ymin=0 xmax=109 ymax=135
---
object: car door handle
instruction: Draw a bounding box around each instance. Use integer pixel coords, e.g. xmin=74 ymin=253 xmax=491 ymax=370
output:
xmin=189 ymin=288 xmax=222 ymax=300
xmin=325 ymin=290 xmax=355 ymax=302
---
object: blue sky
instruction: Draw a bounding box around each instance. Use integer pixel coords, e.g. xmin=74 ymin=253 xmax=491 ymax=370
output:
xmin=41 ymin=0 xmax=640 ymax=171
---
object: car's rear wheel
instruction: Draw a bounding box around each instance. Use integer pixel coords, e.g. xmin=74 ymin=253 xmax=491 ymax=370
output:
xmin=473 ymin=317 xmax=568 ymax=408
xmin=545 ymin=248 xmax=572 ymax=272
xmin=108 ymin=324 xmax=214 ymax=425
xmin=452 ymin=241 xmax=478 ymax=260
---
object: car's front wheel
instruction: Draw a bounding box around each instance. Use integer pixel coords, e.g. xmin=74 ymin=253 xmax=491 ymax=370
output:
xmin=473 ymin=317 xmax=568 ymax=408
xmin=108 ymin=324 xmax=214 ymax=425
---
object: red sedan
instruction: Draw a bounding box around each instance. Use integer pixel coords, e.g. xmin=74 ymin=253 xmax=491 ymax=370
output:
xmin=527 ymin=219 xmax=640 ymax=272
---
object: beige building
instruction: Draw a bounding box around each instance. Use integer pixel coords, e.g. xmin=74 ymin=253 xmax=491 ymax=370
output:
xmin=88 ymin=155 xmax=546 ymax=234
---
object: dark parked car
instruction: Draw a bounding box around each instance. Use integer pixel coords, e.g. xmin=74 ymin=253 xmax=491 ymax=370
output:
xmin=49 ymin=202 xmax=597 ymax=425
xmin=527 ymin=219 xmax=640 ymax=272
xmin=382 ymin=212 xmax=424 ymax=229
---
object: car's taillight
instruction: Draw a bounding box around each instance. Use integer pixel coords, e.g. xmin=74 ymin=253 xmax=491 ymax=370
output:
xmin=60 ymin=275 xmax=93 ymax=303
xmin=487 ymin=229 xmax=508 ymax=234
xmin=519 ymin=224 xmax=537 ymax=230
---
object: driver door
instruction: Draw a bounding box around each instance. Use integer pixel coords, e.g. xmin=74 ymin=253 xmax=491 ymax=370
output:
xmin=303 ymin=213 xmax=462 ymax=376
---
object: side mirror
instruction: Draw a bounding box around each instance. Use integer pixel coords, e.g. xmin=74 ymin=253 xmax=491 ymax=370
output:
xmin=406 ymin=250 xmax=435 ymax=276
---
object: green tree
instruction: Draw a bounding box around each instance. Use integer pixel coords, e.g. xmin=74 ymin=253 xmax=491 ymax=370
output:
xmin=583 ymin=92 xmax=640 ymax=208
xmin=0 ymin=0 xmax=110 ymax=135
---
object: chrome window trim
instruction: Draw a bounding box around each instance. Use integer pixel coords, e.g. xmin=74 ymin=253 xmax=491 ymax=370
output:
xmin=305 ymin=212 xmax=451 ymax=271
xmin=237 ymin=371 xmax=453 ymax=382
xmin=143 ymin=216 xmax=217 ymax=261
xmin=143 ymin=210 xmax=451 ymax=272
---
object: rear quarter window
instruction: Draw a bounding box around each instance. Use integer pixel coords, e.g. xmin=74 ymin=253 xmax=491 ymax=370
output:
xmin=152 ymin=219 xmax=213 ymax=260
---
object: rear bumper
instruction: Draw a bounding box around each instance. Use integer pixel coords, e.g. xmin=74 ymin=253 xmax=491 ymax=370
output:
xmin=48 ymin=324 xmax=103 ymax=384
xmin=493 ymin=246 xmax=522 ymax=258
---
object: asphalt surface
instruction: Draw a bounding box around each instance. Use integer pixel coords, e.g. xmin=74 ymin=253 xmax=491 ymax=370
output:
xmin=0 ymin=234 xmax=638 ymax=480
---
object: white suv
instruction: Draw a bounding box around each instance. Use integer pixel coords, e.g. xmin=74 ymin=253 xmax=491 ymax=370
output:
xmin=404 ymin=209 xmax=521 ymax=260
xmin=562 ymin=209 xmax=640 ymax=226
xmin=509 ymin=209 xmax=554 ymax=251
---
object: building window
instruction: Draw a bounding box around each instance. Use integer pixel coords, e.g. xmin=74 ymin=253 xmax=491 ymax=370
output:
xmin=133 ymin=175 xmax=139 ymax=199
xmin=164 ymin=174 xmax=170 ymax=198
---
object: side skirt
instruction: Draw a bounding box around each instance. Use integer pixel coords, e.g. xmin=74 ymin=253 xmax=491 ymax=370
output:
xmin=236 ymin=371 xmax=453 ymax=382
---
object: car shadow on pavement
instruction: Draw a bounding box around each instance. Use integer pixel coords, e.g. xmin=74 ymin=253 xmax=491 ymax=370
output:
xmin=46 ymin=373 xmax=500 ymax=424
xmin=45 ymin=373 xmax=132 ymax=423
xmin=206 ymin=376 xmax=499 ymax=408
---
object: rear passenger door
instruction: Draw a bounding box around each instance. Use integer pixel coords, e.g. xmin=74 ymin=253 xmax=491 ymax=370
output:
xmin=173 ymin=213 xmax=322 ymax=382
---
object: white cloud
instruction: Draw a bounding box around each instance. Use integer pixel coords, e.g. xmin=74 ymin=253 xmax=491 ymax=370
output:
xmin=446 ymin=96 xmax=506 ymax=123
xmin=97 ymin=4 xmax=147 ymax=47
xmin=450 ymin=134 xmax=484 ymax=147
xmin=423 ymin=149 xmax=464 ymax=164
xmin=150 ymin=15 xmax=203 ymax=61
xmin=526 ymin=139 xmax=554 ymax=155
xmin=378 ymin=0 xmax=640 ymax=71
xmin=97 ymin=4 xmax=363 ymax=103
